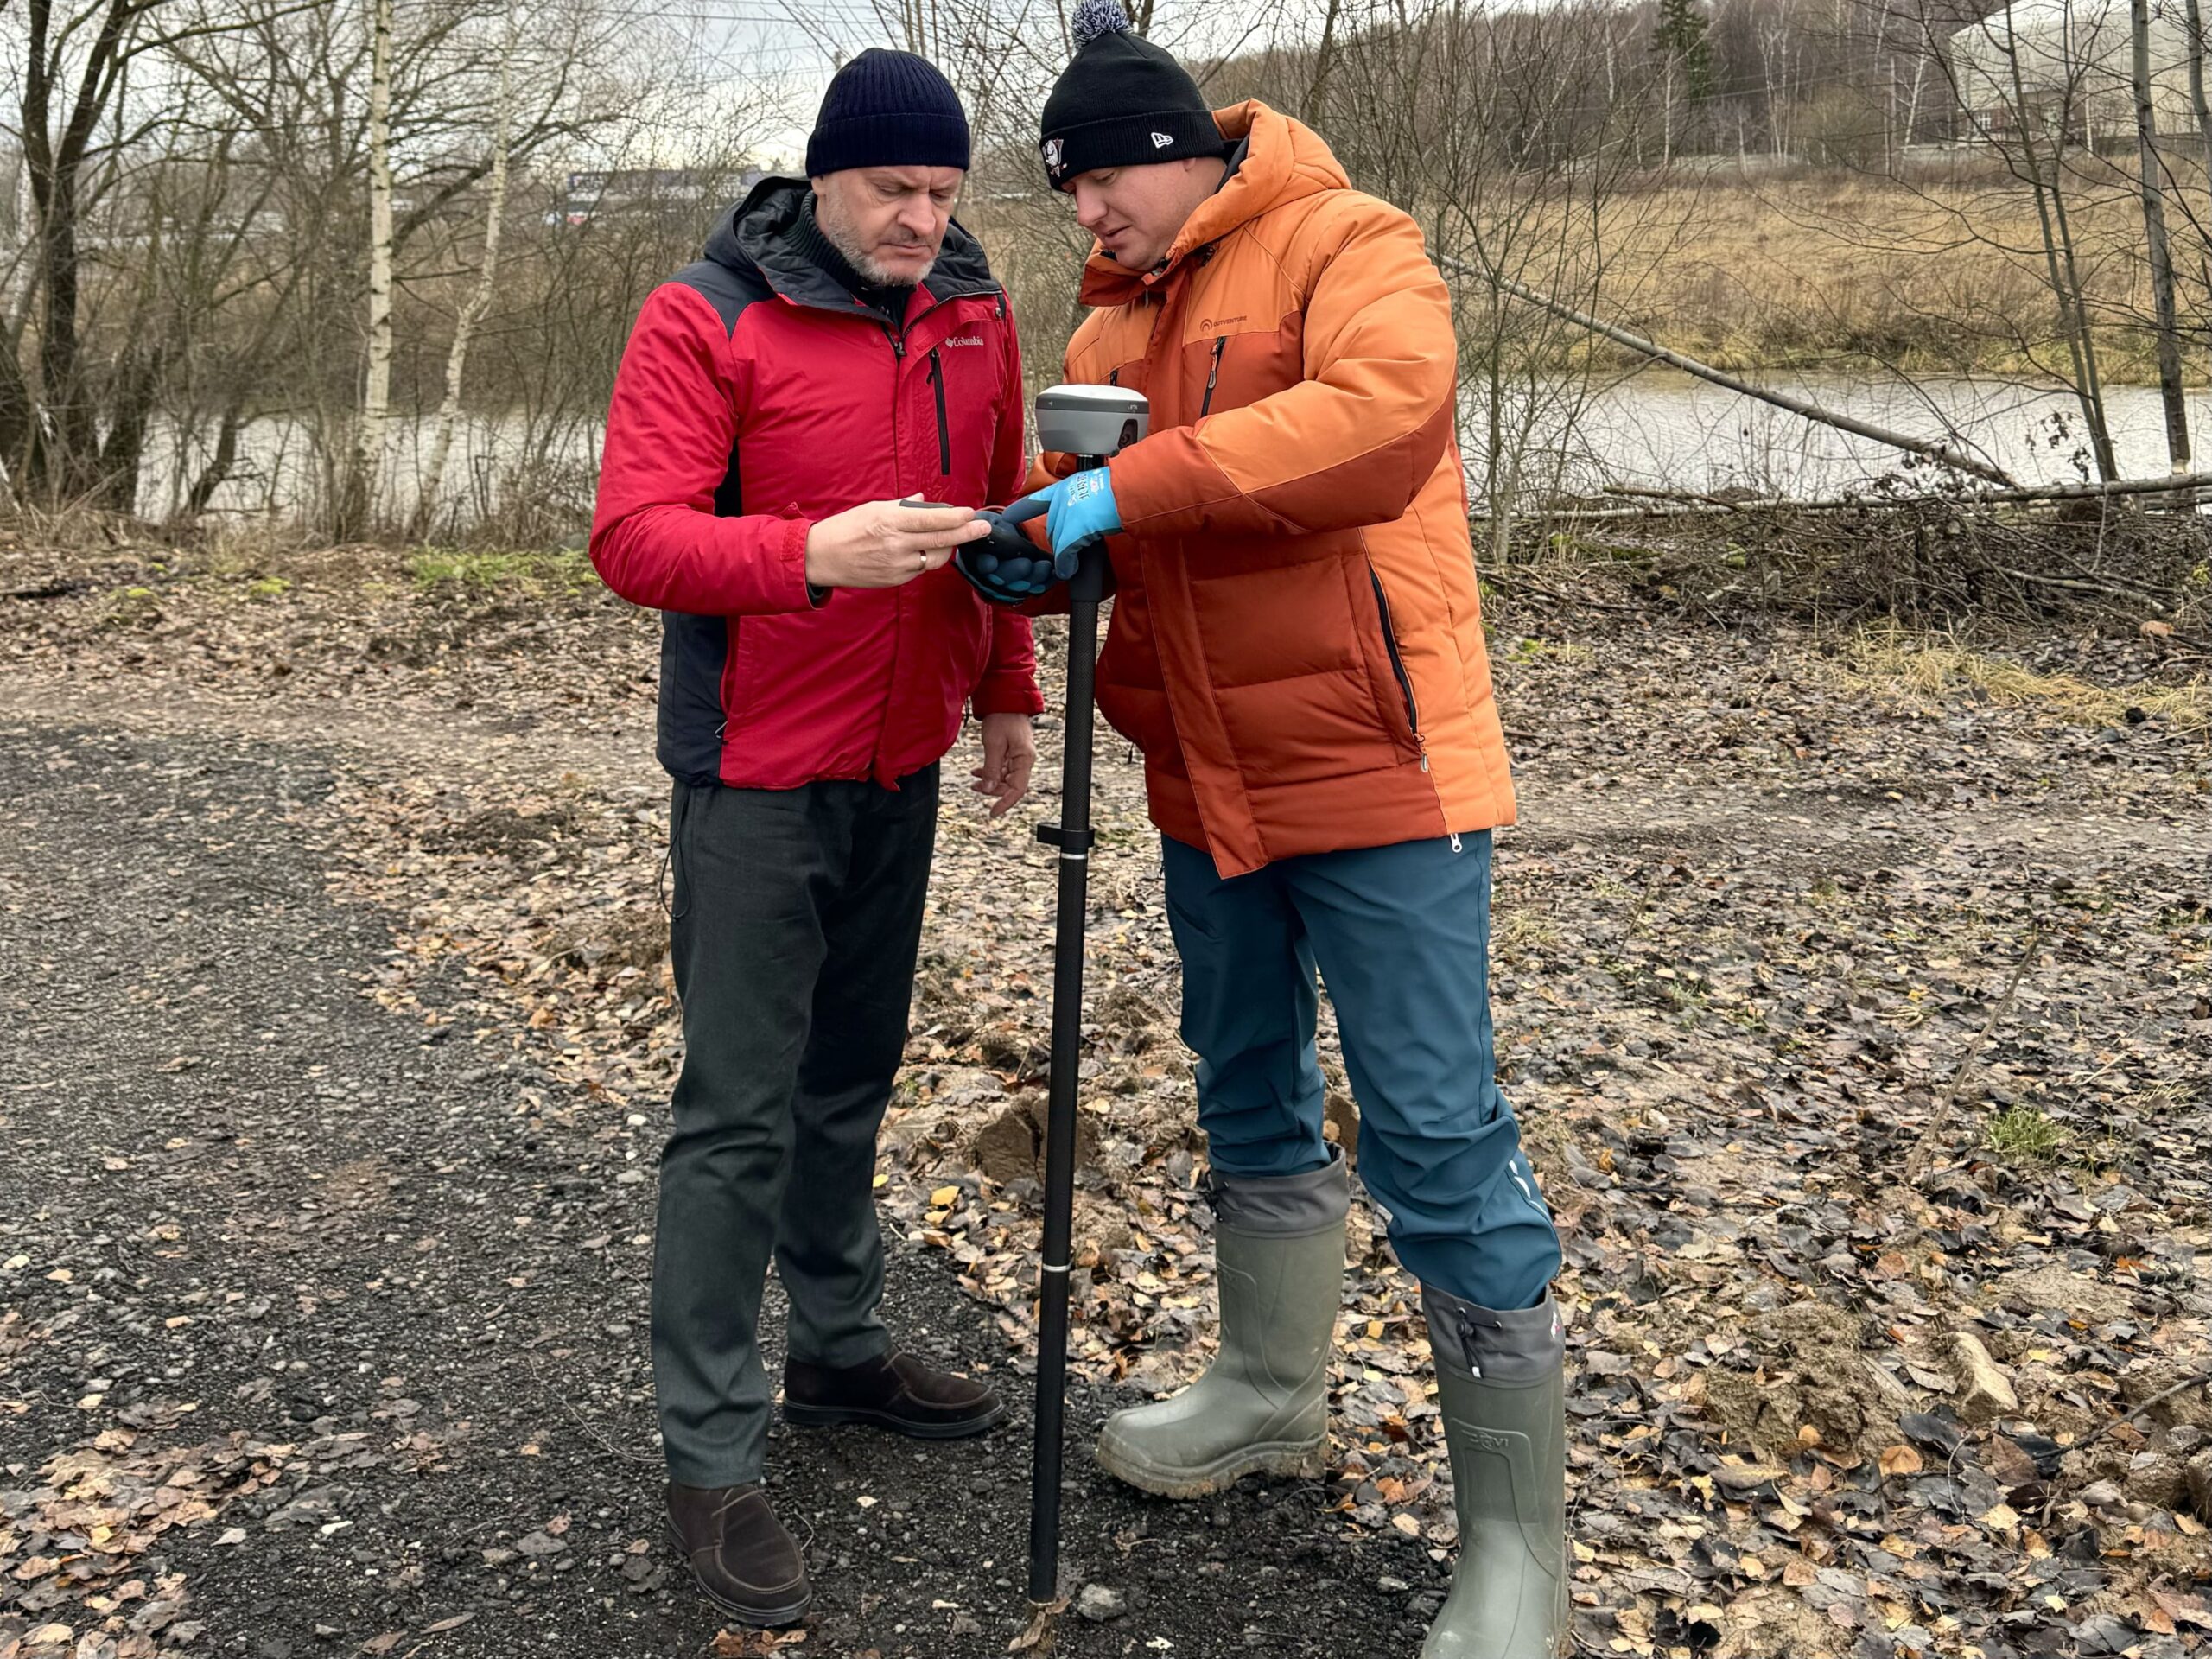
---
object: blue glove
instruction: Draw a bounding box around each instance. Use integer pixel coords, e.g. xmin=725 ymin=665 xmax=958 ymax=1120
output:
xmin=1003 ymin=467 xmax=1121 ymax=578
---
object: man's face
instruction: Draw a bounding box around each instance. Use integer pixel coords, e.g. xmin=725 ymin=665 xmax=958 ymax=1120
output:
xmin=1067 ymin=156 xmax=1218 ymax=271
xmin=813 ymin=166 xmax=963 ymax=285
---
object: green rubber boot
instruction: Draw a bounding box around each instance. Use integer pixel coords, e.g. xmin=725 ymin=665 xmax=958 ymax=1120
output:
xmin=1421 ymin=1286 xmax=1568 ymax=1659
xmin=1095 ymin=1151 xmax=1348 ymax=1498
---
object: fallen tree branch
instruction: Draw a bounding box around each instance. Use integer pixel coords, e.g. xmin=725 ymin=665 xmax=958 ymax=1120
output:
xmin=1438 ymin=254 xmax=2019 ymax=487
xmin=2073 ymin=1364 xmax=2212 ymax=1456
xmin=1992 ymin=566 xmax=2174 ymax=610
xmin=1472 ymin=469 xmax=2212 ymax=522
xmin=1603 ymin=484 xmax=1759 ymax=511
xmin=1604 ymin=472 xmax=2212 ymax=510
xmin=2039 ymin=1361 xmax=2212 ymax=1527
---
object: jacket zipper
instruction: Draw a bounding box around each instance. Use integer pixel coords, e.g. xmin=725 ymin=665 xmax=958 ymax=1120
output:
xmin=871 ymin=317 xmax=911 ymax=784
xmin=1369 ymin=567 xmax=1426 ymax=766
xmin=1198 ymin=335 xmax=1226 ymax=416
xmin=881 ymin=325 xmax=906 ymax=490
xmin=927 ymin=347 xmax=950 ymax=476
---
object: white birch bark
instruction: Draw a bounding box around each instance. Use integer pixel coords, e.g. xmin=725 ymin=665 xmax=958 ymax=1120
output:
xmin=413 ymin=10 xmax=514 ymax=536
xmin=352 ymin=0 xmax=394 ymax=533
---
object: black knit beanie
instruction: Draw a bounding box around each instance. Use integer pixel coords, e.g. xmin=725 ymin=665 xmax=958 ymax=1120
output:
xmin=806 ymin=48 xmax=970 ymax=176
xmin=1038 ymin=0 xmax=1225 ymax=189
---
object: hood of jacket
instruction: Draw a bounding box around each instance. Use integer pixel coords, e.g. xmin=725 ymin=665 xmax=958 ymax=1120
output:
xmin=704 ymin=174 xmax=1001 ymax=312
xmin=1077 ymin=101 xmax=1349 ymax=308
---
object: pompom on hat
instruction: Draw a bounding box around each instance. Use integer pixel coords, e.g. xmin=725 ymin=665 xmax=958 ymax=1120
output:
xmin=1037 ymin=0 xmax=1225 ymax=188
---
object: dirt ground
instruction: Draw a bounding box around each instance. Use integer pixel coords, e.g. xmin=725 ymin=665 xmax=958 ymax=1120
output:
xmin=2 ymin=539 xmax=2209 ymax=1659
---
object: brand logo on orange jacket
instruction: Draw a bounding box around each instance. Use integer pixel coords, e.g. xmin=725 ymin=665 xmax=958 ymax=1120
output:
xmin=1197 ymin=316 xmax=1246 ymax=334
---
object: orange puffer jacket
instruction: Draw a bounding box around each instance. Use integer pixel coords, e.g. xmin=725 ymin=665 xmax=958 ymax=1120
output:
xmin=1041 ymin=100 xmax=1516 ymax=877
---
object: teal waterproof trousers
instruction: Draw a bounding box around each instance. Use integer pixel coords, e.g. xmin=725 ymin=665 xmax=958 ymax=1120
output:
xmin=1162 ymin=830 xmax=1560 ymax=1312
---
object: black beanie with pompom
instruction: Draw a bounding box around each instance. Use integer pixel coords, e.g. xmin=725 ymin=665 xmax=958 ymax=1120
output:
xmin=1038 ymin=0 xmax=1225 ymax=189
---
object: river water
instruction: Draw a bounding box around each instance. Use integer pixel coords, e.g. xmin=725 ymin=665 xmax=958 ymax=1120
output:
xmin=1474 ymin=370 xmax=2212 ymax=500
xmin=142 ymin=372 xmax=2211 ymax=526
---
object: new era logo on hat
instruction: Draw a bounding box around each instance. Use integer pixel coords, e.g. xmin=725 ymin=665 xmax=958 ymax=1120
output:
xmin=1151 ymin=131 xmax=1173 ymax=148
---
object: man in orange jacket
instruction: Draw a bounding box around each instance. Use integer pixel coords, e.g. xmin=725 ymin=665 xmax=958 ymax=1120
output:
xmin=1015 ymin=7 xmax=1566 ymax=1656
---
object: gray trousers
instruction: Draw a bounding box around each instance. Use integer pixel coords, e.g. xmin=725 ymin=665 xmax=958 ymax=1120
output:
xmin=653 ymin=766 xmax=938 ymax=1487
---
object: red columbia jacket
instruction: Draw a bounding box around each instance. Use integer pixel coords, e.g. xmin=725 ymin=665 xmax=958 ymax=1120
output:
xmin=591 ymin=177 xmax=1042 ymax=790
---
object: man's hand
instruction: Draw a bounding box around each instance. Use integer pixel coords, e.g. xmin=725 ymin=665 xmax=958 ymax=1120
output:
xmin=805 ymin=500 xmax=990 ymax=589
xmin=1003 ymin=467 xmax=1121 ymax=576
xmin=971 ymin=712 xmax=1037 ymax=817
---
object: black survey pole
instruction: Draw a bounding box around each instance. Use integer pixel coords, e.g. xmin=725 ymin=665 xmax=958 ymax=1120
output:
xmin=1026 ymin=515 xmax=1109 ymax=1609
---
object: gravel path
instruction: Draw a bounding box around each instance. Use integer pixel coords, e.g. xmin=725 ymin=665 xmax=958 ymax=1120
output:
xmin=8 ymin=548 xmax=2209 ymax=1659
xmin=0 ymin=717 xmax=1425 ymax=1659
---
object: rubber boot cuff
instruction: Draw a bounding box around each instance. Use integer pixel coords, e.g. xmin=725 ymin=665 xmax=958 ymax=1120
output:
xmin=1423 ymin=1285 xmax=1563 ymax=1385
xmin=1205 ymin=1145 xmax=1351 ymax=1237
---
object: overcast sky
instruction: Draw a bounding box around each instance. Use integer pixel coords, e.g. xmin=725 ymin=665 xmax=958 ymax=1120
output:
xmin=651 ymin=0 xmax=1341 ymax=168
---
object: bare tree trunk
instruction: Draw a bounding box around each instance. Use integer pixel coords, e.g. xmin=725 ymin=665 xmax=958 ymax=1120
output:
xmin=413 ymin=12 xmax=513 ymax=537
xmin=35 ymin=165 xmax=92 ymax=492
xmin=1484 ymin=284 xmax=1504 ymax=523
xmin=22 ymin=0 xmax=140 ymax=500
xmin=1887 ymin=54 xmax=1897 ymax=172
xmin=2187 ymin=0 xmax=2212 ymax=255
xmin=2133 ymin=0 xmax=2190 ymax=474
xmin=0 ymin=321 xmax=36 ymax=486
xmin=185 ymin=404 xmax=245 ymax=516
xmin=1303 ymin=0 xmax=1344 ymax=124
xmin=346 ymin=0 xmax=395 ymax=538
xmin=2043 ymin=169 xmax=2120 ymax=480
xmin=2000 ymin=2 xmax=2120 ymax=481
xmin=97 ymin=338 xmax=164 ymax=512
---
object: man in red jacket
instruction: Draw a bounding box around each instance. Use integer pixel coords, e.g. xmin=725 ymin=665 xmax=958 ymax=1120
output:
xmin=589 ymin=49 xmax=1039 ymax=1628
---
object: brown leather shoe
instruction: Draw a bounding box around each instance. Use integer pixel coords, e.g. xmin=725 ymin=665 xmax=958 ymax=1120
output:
xmin=664 ymin=1483 xmax=811 ymax=1627
xmin=782 ymin=1350 xmax=1008 ymax=1439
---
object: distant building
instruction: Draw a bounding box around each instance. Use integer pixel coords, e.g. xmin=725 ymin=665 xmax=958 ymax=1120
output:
xmin=558 ymin=167 xmax=765 ymax=226
xmin=1949 ymin=0 xmax=2198 ymax=149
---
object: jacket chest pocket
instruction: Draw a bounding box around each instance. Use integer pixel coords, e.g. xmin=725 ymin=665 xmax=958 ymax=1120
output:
xmin=1181 ymin=324 xmax=1298 ymax=423
xmin=924 ymin=347 xmax=954 ymax=477
xmin=917 ymin=318 xmax=1003 ymax=494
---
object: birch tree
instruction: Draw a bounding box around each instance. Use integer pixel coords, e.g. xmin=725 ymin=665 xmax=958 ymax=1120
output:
xmin=412 ymin=4 xmax=515 ymax=535
xmin=340 ymin=0 xmax=395 ymax=537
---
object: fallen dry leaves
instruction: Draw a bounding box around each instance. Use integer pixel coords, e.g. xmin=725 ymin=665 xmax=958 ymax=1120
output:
xmin=0 ymin=1424 xmax=292 ymax=1656
xmin=5 ymin=538 xmax=2210 ymax=1658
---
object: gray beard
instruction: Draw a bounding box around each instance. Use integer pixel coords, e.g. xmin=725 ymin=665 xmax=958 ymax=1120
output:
xmin=817 ymin=198 xmax=935 ymax=288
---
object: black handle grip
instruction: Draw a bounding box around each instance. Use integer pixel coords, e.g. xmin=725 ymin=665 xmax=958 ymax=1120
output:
xmin=956 ymin=511 xmax=1060 ymax=606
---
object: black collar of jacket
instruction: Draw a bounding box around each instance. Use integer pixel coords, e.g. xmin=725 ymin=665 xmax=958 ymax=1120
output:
xmin=704 ymin=175 xmax=1001 ymax=319
xmin=792 ymin=195 xmax=913 ymax=326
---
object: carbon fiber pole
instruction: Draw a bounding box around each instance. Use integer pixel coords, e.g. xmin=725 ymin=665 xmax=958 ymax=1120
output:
xmin=1026 ymin=538 xmax=1108 ymax=1608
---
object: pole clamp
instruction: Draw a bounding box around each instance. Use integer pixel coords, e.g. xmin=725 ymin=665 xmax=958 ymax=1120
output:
xmin=1036 ymin=822 xmax=1096 ymax=853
